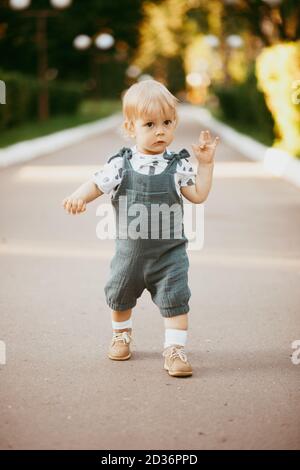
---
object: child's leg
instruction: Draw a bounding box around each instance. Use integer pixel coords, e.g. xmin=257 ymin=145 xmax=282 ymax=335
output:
xmin=163 ymin=313 xmax=188 ymax=348
xmin=162 ymin=313 xmax=192 ymax=376
xmin=108 ymin=309 xmax=133 ymax=361
xmin=111 ymin=308 xmax=132 ymax=332
xmin=164 ymin=313 xmax=188 ymax=330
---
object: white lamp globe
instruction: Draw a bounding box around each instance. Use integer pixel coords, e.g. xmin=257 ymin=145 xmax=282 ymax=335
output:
xmin=73 ymin=35 xmax=92 ymax=50
xmin=186 ymin=72 xmax=203 ymax=87
xmin=50 ymin=0 xmax=72 ymax=9
xmin=95 ymin=33 xmax=114 ymax=50
xmin=226 ymin=34 xmax=244 ymax=48
xmin=138 ymin=74 xmax=153 ymax=82
xmin=262 ymin=0 xmax=282 ymax=5
xmin=204 ymin=34 xmax=220 ymax=48
xmin=126 ymin=65 xmax=141 ymax=79
xmin=9 ymin=0 xmax=31 ymax=9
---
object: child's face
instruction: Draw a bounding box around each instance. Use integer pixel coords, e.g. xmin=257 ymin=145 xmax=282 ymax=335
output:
xmin=130 ymin=112 xmax=177 ymax=155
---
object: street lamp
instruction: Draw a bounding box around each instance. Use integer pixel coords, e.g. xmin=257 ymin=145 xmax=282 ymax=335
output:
xmin=73 ymin=35 xmax=92 ymax=51
xmin=262 ymin=0 xmax=282 ymax=5
xmin=204 ymin=34 xmax=220 ymax=48
xmin=73 ymin=32 xmax=115 ymax=98
xmin=226 ymin=34 xmax=244 ymax=49
xmin=126 ymin=65 xmax=141 ymax=79
xmin=9 ymin=0 xmax=73 ymax=121
xmin=95 ymin=33 xmax=114 ymax=50
xmin=9 ymin=0 xmax=31 ymax=9
xmin=51 ymin=0 xmax=72 ymax=8
xmin=186 ymin=71 xmax=211 ymax=105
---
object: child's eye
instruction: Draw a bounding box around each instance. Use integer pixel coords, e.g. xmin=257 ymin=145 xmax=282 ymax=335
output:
xmin=145 ymin=120 xmax=171 ymax=128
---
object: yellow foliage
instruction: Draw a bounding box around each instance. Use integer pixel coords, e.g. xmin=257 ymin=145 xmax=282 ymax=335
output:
xmin=132 ymin=0 xmax=195 ymax=71
xmin=184 ymin=35 xmax=222 ymax=82
xmin=227 ymin=49 xmax=248 ymax=83
xmin=256 ymin=42 xmax=300 ymax=157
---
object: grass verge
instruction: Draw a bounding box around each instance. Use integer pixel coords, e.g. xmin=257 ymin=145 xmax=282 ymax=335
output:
xmin=0 ymin=99 xmax=121 ymax=149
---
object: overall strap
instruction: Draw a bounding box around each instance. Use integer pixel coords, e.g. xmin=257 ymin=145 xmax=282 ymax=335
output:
xmin=107 ymin=147 xmax=132 ymax=168
xmin=163 ymin=148 xmax=191 ymax=172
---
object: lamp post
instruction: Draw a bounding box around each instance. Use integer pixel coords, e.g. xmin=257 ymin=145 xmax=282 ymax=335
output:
xmin=73 ymin=32 xmax=115 ymax=99
xmin=9 ymin=0 xmax=72 ymax=121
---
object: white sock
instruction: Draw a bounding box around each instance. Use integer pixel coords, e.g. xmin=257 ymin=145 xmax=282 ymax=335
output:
xmin=112 ymin=318 xmax=132 ymax=330
xmin=164 ymin=328 xmax=187 ymax=349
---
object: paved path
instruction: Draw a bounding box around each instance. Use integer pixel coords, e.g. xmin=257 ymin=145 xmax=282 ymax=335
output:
xmin=0 ymin=108 xmax=299 ymax=449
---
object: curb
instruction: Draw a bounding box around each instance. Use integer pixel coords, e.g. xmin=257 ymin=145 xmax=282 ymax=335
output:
xmin=181 ymin=105 xmax=300 ymax=189
xmin=1 ymin=105 xmax=300 ymax=190
xmin=0 ymin=112 xmax=122 ymax=168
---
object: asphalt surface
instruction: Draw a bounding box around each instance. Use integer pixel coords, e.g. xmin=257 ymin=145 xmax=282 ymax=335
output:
xmin=0 ymin=108 xmax=299 ymax=450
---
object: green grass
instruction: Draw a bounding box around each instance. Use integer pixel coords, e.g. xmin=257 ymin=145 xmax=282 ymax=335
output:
xmin=0 ymin=99 xmax=121 ymax=149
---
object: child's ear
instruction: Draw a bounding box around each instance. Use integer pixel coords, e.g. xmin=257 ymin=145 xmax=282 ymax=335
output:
xmin=124 ymin=121 xmax=135 ymax=137
xmin=124 ymin=120 xmax=135 ymax=138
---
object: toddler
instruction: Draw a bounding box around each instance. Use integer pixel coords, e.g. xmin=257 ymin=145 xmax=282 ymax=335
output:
xmin=62 ymin=79 xmax=219 ymax=377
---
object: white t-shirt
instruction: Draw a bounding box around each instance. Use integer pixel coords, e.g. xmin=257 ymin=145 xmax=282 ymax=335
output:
xmin=92 ymin=145 xmax=196 ymax=198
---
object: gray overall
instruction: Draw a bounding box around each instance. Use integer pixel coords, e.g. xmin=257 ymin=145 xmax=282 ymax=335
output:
xmin=104 ymin=147 xmax=191 ymax=317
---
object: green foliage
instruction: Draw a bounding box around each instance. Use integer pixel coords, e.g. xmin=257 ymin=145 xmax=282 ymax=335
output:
xmin=48 ymin=80 xmax=83 ymax=115
xmin=0 ymin=99 xmax=121 ymax=148
xmin=166 ymin=56 xmax=186 ymax=95
xmin=0 ymin=69 xmax=84 ymax=130
xmin=0 ymin=0 xmax=144 ymax=84
xmin=92 ymin=61 xmax=128 ymax=99
xmin=212 ymin=65 xmax=275 ymax=146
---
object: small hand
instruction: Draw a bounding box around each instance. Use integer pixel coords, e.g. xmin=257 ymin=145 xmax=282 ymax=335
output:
xmin=62 ymin=196 xmax=86 ymax=215
xmin=192 ymin=130 xmax=220 ymax=165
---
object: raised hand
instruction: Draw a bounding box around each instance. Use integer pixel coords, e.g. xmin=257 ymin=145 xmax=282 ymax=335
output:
xmin=191 ymin=130 xmax=220 ymax=165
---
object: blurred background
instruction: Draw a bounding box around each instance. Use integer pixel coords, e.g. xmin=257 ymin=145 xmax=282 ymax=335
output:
xmin=0 ymin=0 xmax=299 ymax=156
xmin=0 ymin=1 xmax=300 ymax=451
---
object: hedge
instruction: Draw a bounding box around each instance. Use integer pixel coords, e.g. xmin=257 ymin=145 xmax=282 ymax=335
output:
xmin=0 ymin=69 xmax=84 ymax=130
xmin=212 ymin=65 xmax=275 ymax=146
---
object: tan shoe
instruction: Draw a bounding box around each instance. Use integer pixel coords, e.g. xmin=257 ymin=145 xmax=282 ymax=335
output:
xmin=108 ymin=329 xmax=132 ymax=361
xmin=163 ymin=345 xmax=193 ymax=377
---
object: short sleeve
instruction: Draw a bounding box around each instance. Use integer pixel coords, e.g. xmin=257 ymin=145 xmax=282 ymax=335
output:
xmin=176 ymin=158 xmax=196 ymax=187
xmin=92 ymin=156 xmax=123 ymax=195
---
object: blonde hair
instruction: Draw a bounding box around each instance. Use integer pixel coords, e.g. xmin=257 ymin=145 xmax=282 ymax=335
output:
xmin=120 ymin=79 xmax=179 ymax=140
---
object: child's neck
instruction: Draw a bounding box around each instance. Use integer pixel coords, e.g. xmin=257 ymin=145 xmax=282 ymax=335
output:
xmin=135 ymin=145 xmax=166 ymax=156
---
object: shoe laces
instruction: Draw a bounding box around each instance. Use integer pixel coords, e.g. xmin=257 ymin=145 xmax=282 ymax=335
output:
xmin=163 ymin=345 xmax=188 ymax=363
xmin=112 ymin=330 xmax=132 ymax=345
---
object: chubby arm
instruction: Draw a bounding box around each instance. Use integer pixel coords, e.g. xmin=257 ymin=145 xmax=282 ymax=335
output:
xmin=181 ymin=162 xmax=214 ymax=204
xmin=181 ymin=130 xmax=219 ymax=204
xmin=62 ymin=179 xmax=103 ymax=215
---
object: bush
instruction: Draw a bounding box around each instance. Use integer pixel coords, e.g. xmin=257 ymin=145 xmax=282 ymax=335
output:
xmin=255 ymin=41 xmax=300 ymax=158
xmin=0 ymin=69 xmax=84 ymax=130
xmin=212 ymin=65 xmax=275 ymax=146
xmin=48 ymin=80 xmax=83 ymax=115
